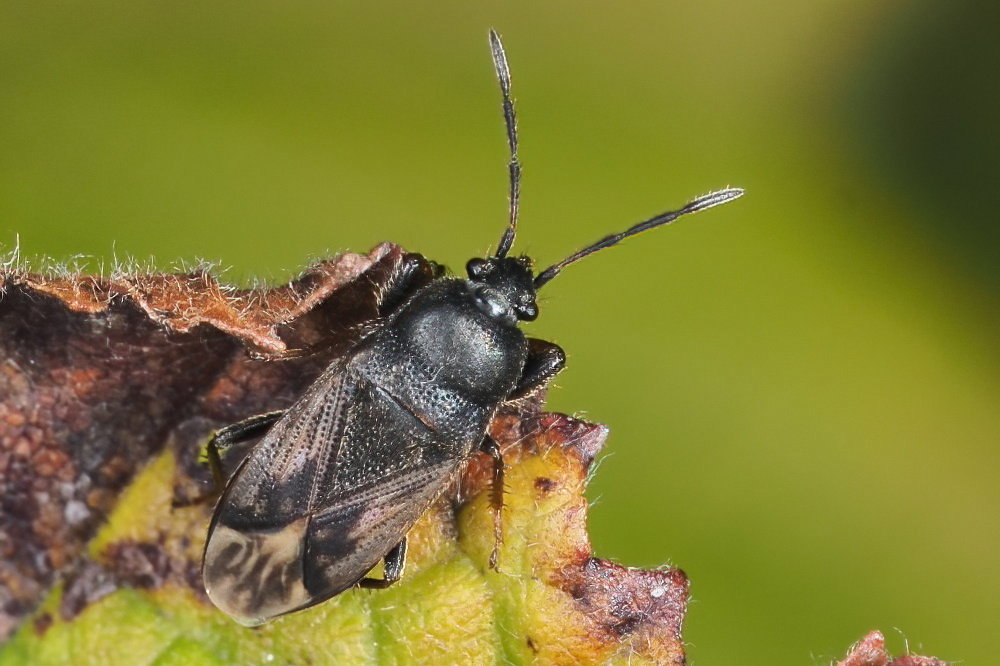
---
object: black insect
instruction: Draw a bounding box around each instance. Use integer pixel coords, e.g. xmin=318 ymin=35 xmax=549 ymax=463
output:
xmin=201 ymin=29 xmax=743 ymax=626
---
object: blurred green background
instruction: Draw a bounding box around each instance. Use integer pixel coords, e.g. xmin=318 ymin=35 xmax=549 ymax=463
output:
xmin=2 ymin=1 xmax=997 ymax=664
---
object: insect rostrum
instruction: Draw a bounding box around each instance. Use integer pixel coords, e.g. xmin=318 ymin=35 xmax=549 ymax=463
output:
xmin=202 ymin=29 xmax=743 ymax=626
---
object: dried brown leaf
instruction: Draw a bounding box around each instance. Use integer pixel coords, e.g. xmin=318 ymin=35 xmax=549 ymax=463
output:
xmin=836 ymin=631 xmax=950 ymax=666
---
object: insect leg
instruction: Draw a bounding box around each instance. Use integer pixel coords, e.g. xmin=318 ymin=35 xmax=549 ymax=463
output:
xmin=509 ymin=338 xmax=566 ymax=400
xmin=175 ymin=411 xmax=284 ymax=507
xmin=206 ymin=411 xmax=285 ymax=487
xmin=481 ymin=435 xmax=506 ymax=570
xmin=376 ymin=253 xmax=443 ymax=316
xmin=358 ymin=538 xmax=408 ymax=589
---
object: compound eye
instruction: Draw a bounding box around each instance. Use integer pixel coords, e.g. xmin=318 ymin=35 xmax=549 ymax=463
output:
xmin=466 ymin=258 xmax=491 ymax=279
xmin=518 ymin=301 xmax=538 ymax=321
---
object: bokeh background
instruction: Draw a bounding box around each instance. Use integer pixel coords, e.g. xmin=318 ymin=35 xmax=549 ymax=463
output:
xmin=2 ymin=1 xmax=997 ymax=664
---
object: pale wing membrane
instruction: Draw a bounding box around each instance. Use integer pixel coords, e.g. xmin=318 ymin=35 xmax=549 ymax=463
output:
xmin=202 ymin=518 xmax=312 ymax=626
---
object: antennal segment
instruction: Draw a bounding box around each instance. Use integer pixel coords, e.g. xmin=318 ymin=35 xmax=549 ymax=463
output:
xmin=533 ymin=187 xmax=744 ymax=289
xmin=488 ymin=29 xmax=520 ymax=259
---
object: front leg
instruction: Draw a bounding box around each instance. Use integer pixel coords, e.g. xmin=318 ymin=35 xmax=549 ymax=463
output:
xmin=376 ymin=253 xmax=443 ymax=316
xmin=509 ymin=338 xmax=566 ymax=400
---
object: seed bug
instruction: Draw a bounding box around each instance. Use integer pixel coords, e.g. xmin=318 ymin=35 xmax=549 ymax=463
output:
xmin=201 ymin=29 xmax=743 ymax=626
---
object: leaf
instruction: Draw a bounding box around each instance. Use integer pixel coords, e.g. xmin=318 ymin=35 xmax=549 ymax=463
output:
xmin=836 ymin=631 xmax=950 ymax=666
xmin=0 ymin=246 xmax=689 ymax=665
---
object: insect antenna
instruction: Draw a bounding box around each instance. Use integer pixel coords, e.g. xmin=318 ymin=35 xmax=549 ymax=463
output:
xmin=533 ymin=187 xmax=744 ymax=289
xmin=489 ymin=29 xmax=520 ymax=259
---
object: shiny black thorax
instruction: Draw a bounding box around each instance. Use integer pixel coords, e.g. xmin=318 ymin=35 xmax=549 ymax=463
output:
xmin=356 ymin=277 xmax=529 ymax=432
